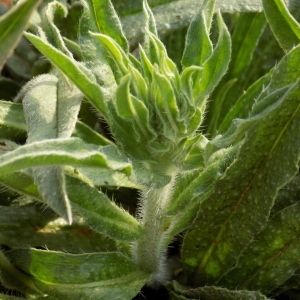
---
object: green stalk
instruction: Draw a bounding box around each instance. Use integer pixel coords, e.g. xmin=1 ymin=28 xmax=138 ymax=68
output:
xmin=132 ymin=169 xmax=177 ymax=285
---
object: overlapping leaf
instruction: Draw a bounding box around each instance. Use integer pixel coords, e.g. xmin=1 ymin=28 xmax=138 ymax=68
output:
xmin=167 ymin=280 xmax=270 ymax=300
xmin=0 ymin=250 xmax=40 ymax=296
xmin=0 ymin=0 xmax=41 ymax=70
xmin=220 ymin=201 xmax=300 ymax=293
xmin=20 ymin=74 xmax=83 ymax=224
xmin=263 ymin=0 xmax=300 ymax=53
xmin=0 ymin=205 xmax=118 ymax=253
xmin=182 ymin=45 xmax=300 ymax=286
xmin=6 ymin=249 xmax=149 ymax=300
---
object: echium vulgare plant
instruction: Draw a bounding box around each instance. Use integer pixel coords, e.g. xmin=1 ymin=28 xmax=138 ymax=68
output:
xmin=1 ymin=0 xmax=300 ymax=299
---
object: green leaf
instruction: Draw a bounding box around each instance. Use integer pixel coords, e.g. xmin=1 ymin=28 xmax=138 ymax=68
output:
xmin=38 ymin=0 xmax=72 ymax=57
xmin=78 ymin=0 xmax=117 ymax=100
xmin=66 ymin=175 xmax=144 ymax=241
xmin=272 ymin=173 xmax=300 ymax=215
xmin=0 ymin=250 xmax=40 ymax=296
xmin=7 ymin=249 xmax=149 ymax=300
xmin=167 ymin=280 xmax=270 ymax=300
xmin=263 ymin=0 xmax=300 ymax=53
xmin=87 ymin=0 xmax=128 ymax=52
xmin=219 ymin=73 xmax=271 ymax=133
xmin=220 ymin=202 xmax=300 ymax=293
xmin=182 ymin=54 xmax=300 ymax=285
xmin=71 ymin=167 xmax=141 ymax=188
xmin=0 ymin=0 xmax=41 ymax=70
xmin=152 ymin=71 xmax=180 ymax=141
xmin=72 ymin=120 xmax=113 ymax=146
xmin=122 ymin=0 xmax=291 ymax=46
xmin=0 ymin=100 xmax=26 ymax=131
xmin=197 ymin=11 xmax=231 ymax=99
xmin=90 ymin=32 xmax=129 ymax=76
xmin=0 ymin=205 xmax=118 ymax=253
xmin=0 ymin=138 xmax=132 ymax=175
xmin=181 ymin=0 xmax=215 ymax=68
xmin=115 ymin=74 xmax=154 ymax=141
xmin=0 ymin=171 xmax=41 ymax=201
xmin=207 ymin=12 xmax=267 ymax=135
xmin=21 ymin=74 xmax=82 ymax=224
xmin=24 ymin=32 xmax=108 ymax=118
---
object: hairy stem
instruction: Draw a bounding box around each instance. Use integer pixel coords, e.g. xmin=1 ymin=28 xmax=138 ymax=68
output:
xmin=132 ymin=171 xmax=177 ymax=286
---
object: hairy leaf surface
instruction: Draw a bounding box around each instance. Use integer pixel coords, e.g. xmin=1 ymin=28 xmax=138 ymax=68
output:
xmin=6 ymin=249 xmax=148 ymax=300
xmin=0 ymin=0 xmax=41 ymax=70
xmin=182 ymin=46 xmax=300 ymax=286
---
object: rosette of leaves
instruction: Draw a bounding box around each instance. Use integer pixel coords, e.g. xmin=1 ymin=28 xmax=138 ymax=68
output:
xmin=1 ymin=0 xmax=300 ymax=299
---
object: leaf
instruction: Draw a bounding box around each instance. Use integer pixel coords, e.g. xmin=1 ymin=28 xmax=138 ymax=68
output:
xmin=78 ymin=0 xmax=117 ymax=100
xmin=115 ymin=74 xmax=154 ymax=141
xmin=263 ymin=0 xmax=300 ymax=53
xmin=0 ymin=0 xmax=41 ymax=70
xmin=0 ymin=171 xmax=42 ymax=201
xmin=38 ymin=0 xmax=72 ymax=57
xmin=181 ymin=47 xmax=300 ymax=285
xmin=207 ymin=12 xmax=267 ymax=135
xmin=0 ymin=169 xmax=142 ymax=242
xmin=0 ymin=138 xmax=132 ymax=175
xmin=24 ymin=32 xmax=108 ymax=118
xmin=0 ymin=76 xmax=21 ymax=100
xmin=0 ymin=250 xmax=40 ymax=296
xmin=219 ymin=73 xmax=271 ymax=133
xmin=220 ymin=201 xmax=300 ymax=293
xmin=197 ymin=11 xmax=231 ymax=99
xmin=72 ymin=120 xmax=113 ymax=146
xmin=66 ymin=175 xmax=144 ymax=241
xmin=272 ymin=172 xmax=300 ymax=215
xmin=6 ymin=248 xmax=149 ymax=300
xmin=71 ymin=167 xmax=141 ymax=188
xmin=87 ymin=0 xmax=128 ymax=52
xmin=167 ymin=280 xmax=270 ymax=300
xmin=121 ymin=0 xmax=294 ymax=44
xmin=181 ymin=0 xmax=215 ymax=68
xmin=21 ymin=74 xmax=82 ymax=224
xmin=0 ymin=100 xmax=26 ymax=131
xmin=0 ymin=205 xmax=118 ymax=253
xmin=152 ymin=71 xmax=180 ymax=141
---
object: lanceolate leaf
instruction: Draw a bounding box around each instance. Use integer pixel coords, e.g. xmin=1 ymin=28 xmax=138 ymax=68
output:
xmin=73 ymin=120 xmax=113 ymax=146
xmin=86 ymin=0 xmax=128 ymax=52
xmin=0 ymin=171 xmax=42 ymax=201
xmin=167 ymin=280 xmax=270 ymax=300
xmin=6 ymin=249 xmax=149 ymax=300
xmin=198 ymin=11 xmax=231 ymax=99
xmin=0 ymin=0 xmax=41 ymax=70
xmin=0 ymin=100 xmax=26 ymax=131
xmin=78 ymin=0 xmax=117 ymax=100
xmin=121 ymin=0 xmax=298 ymax=44
xmin=0 ymin=170 xmax=142 ymax=241
xmin=0 ymin=250 xmax=40 ymax=296
xmin=263 ymin=0 xmax=300 ymax=53
xmin=38 ymin=0 xmax=72 ymax=57
xmin=66 ymin=175 xmax=144 ymax=241
xmin=0 ymin=205 xmax=118 ymax=253
xmin=182 ymin=46 xmax=300 ymax=285
xmin=181 ymin=0 xmax=215 ymax=68
xmin=24 ymin=32 xmax=108 ymax=118
xmin=0 ymin=138 xmax=132 ymax=175
xmin=208 ymin=12 xmax=267 ymax=135
xmin=22 ymin=74 xmax=82 ymax=225
xmin=220 ymin=202 xmax=300 ymax=293
xmin=219 ymin=73 xmax=271 ymax=133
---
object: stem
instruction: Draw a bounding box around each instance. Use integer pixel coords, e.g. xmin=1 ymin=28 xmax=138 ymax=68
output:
xmin=131 ymin=170 xmax=177 ymax=286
